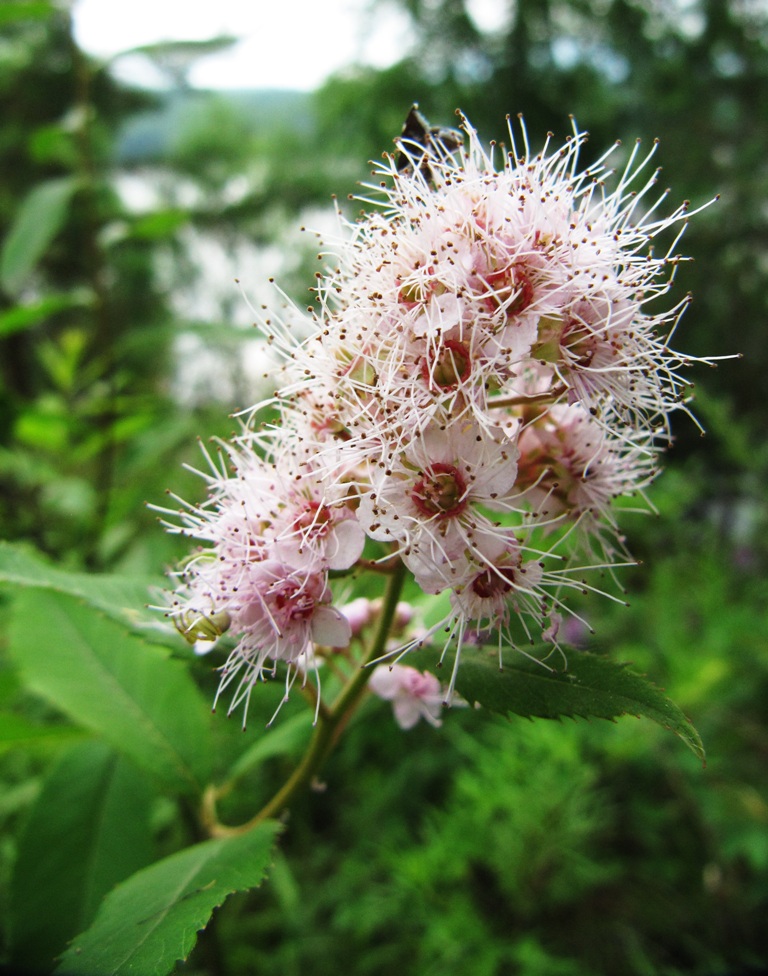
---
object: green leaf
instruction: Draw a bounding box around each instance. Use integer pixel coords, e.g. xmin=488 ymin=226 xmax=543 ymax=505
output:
xmin=0 ymin=291 xmax=91 ymax=338
xmin=1 ymin=176 xmax=79 ymax=297
xmin=0 ymin=2 xmax=54 ymax=25
xmin=10 ymin=742 xmax=155 ymax=974
xmin=0 ymin=541 xmax=178 ymax=647
xmin=14 ymin=405 xmax=71 ymax=451
xmin=228 ymin=709 xmax=313 ymax=783
xmin=56 ymin=821 xmax=281 ymax=976
xmin=421 ymin=646 xmax=705 ymax=763
xmin=0 ymin=711 xmax=84 ymax=751
xmin=128 ymin=209 xmax=188 ymax=240
xmin=8 ymin=589 xmax=214 ymax=793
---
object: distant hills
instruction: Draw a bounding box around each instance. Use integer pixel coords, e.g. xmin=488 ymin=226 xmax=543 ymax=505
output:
xmin=117 ymin=89 xmax=314 ymax=162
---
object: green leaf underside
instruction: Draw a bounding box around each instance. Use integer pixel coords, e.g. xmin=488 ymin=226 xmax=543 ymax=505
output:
xmin=0 ymin=541 xmax=177 ymax=647
xmin=10 ymin=742 xmax=154 ymax=973
xmin=8 ymin=589 xmax=213 ymax=793
xmin=56 ymin=822 xmax=281 ymax=976
xmin=420 ymin=646 xmax=705 ymax=763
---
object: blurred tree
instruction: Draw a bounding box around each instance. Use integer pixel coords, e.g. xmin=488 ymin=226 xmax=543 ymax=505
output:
xmin=127 ymin=36 xmax=240 ymax=90
xmin=0 ymin=2 xmax=198 ymax=567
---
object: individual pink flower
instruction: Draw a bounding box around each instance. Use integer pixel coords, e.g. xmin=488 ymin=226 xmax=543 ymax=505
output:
xmin=224 ymin=435 xmax=366 ymax=572
xmin=212 ymin=557 xmax=351 ymax=721
xmin=516 ymin=403 xmax=656 ymax=532
xmin=369 ymin=664 xmax=444 ymax=729
xmin=449 ymin=537 xmax=545 ymax=636
xmin=357 ymin=419 xmax=519 ymax=592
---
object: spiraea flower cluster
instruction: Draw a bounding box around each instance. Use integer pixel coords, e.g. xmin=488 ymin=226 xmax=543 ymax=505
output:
xmin=158 ymin=111 xmax=712 ymax=723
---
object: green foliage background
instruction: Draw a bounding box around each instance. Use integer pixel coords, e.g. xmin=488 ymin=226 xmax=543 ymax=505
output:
xmin=1 ymin=1 xmax=767 ymax=974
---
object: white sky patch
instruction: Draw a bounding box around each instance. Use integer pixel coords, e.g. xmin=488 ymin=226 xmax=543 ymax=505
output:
xmin=72 ymin=0 xmax=414 ymax=90
xmin=465 ymin=0 xmax=512 ymax=34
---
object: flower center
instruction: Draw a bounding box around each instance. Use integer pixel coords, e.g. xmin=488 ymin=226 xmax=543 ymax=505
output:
xmin=292 ymin=500 xmax=332 ymax=536
xmin=397 ymin=266 xmax=441 ymax=307
xmin=412 ymin=463 xmax=468 ymax=519
xmin=562 ymin=322 xmax=599 ymax=367
xmin=471 ymin=566 xmax=517 ymax=599
xmin=272 ymin=581 xmax=315 ymax=621
xmin=420 ymin=340 xmax=471 ymax=391
xmin=485 ymin=264 xmax=534 ymax=315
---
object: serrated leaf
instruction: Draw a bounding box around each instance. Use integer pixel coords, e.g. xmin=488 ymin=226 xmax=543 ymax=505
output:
xmin=8 ymin=589 xmax=213 ymax=793
xmin=10 ymin=742 xmax=154 ymax=974
xmin=56 ymin=821 xmax=281 ymax=976
xmin=0 ymin=541 xmax=179 ymax=647
xmin=1 ymin=176 xmax=79 ymax=296
xmin=421 ymin=646 xmax=705 ymax=763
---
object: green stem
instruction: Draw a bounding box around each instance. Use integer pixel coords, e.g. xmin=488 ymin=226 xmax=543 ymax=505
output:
xmin=329 ymin=558 xmax=406 ymax=719
xmin=490 ymin=383 xmax=568 ymax=409
xmin=204 ymin=560 xmax=407 ymax=837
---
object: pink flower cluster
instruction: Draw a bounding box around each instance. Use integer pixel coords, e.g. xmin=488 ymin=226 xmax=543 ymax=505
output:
xmin=159 ymin=113 xmax=711 ymax=719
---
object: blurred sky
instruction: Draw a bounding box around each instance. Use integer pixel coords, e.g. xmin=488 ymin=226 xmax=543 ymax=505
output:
xmin=72 ymin=0 xmax=415 ymax=90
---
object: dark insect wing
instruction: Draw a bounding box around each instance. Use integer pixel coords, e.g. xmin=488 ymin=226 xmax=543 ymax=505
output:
xmin=398 ymin=105 xmax=431 ymax=150
xmin=396 ymin=104 xmax=463 ymax=175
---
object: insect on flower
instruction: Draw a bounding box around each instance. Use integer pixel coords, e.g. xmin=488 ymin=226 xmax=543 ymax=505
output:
xmin=173 ymin=608 xmax=232 ymax=645
xmin=396 ymin=103 xmax=463 ymax=177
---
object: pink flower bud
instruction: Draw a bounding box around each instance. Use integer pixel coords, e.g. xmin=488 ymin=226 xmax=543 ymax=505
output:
xmin=340 ymin=597 xmax=375 ymax=637
xmin=369 ymin=664 xmax=444 ymax=729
